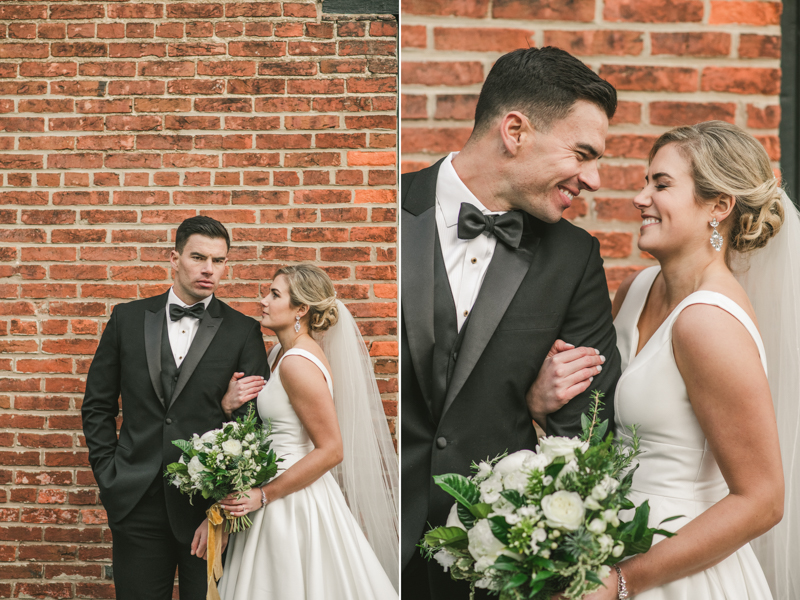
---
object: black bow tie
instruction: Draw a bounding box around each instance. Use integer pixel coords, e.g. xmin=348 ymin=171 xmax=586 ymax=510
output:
xmin=169 ymin=303 xmax=205 ymax=322
xmin=457 ymin=203 xmax=524 ymax=249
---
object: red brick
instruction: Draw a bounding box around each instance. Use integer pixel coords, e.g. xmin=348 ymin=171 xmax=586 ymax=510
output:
xmin=404 ymin=0 xmax=488 ymax=17
xmin=199 ymin=61 xmax=256 ymax=77
xmin=598 ymin=164 xmax=646 ymax=191
xmin=401 ymin=127 xmax=472 ymax=154
xmin=289 ymin=41 xmax=335 ymax=56
xmin=107 ymin=80 xmax=165 ymax=96
xmin=747 ymin=105 xmax=780 ymax=129
xmin=739 ymin=34 xmax=781 ymax=59
xmin=97 ymin=23 xmax=124 ymax=39
xmin=604 ymin=135 xmax=659 ymax=160
xmin=434 ymin=27 xmax=535 ymax=52
xmin=651 ymin=32 xmax=731 ymax=57
xmin=544 ymin=30 xmax=643 ymax=56
xmin=169 ymin=79 xmax=226 ymax=95
xmin=604 ymin=0 xmax=702 ymax=22
xmin=169 ymin=42 xmax=227 ymax=57
xmin=79 ymin=61 xmax=136 ymax=77
xmin=19 ymin=137 xmax=74 ymax=151
xmin=0 ymin=44 xmax=48 ymax=59
xmin=348 ymin=151 xmax=395 ymax=166
xmin=19 ymin=62 xmax=76 ymax=78
xmin=137 ymin=98 xmax=193 ymax=113
xmin=701 ymin=67 xmax=781 ymax=95
xmin=402 ymin=61 xmax=483 ymax=86
xmin=51 ymin=42 xmax=107 ymax=57
xmin=108 ymin=42 xmax=166 ymax=58
xmin=649 ymin=101 xmax=736 ymax=126
xmin=229 ymin=41 xmax=285 ymax=57
xmin=599 ymin=65 xmax=698 ymax=92
xmin=52 ymin=191 xmax=108 ymax=206
xmin=493 ymin=0 xmax=595 ymax=21
xmin=113 ymin=191 xmax=169 ymax=206
xmin=710 ymin=1 xmax=781 ymax=25
xmin=0 ymin=118 xmax=44 ymax=133
xmin=401 ymin=24 xmax=426 ymax=49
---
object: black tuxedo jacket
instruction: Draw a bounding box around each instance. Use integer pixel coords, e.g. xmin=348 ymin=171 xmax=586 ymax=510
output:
xmin=82 ymin=292 xmax=268 ymax=543
xmin=401 ymin=160 xmax=622 ymax=567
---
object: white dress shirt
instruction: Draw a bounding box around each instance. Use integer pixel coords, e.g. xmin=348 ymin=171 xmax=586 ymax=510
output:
xmin=435 ymin=152 xmax=508 ymax=331
xmin=166 ymin=288 xmax=213 ymax=367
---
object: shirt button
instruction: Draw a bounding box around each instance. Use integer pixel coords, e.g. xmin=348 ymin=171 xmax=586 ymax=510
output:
xmin=178 ymin=356 xmax=182 ymax=360
xmin=471 ymin=257 xmax=477 ymax=264
xmin=181 ymin=330 xmax=186 ymax=334
xmin=436 ymin=437 xmax=447 ymax=449
xmin=165 ymin=418 xmax=172 ymax=425
xmin=463 ymin=310 xmax=468 ymax=317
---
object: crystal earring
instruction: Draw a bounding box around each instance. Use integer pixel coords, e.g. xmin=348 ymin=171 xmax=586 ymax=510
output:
xmin=294 ymin=315 xmax=301 ymax=333
xmin=710 ymin=217 xmax=723 ymax=252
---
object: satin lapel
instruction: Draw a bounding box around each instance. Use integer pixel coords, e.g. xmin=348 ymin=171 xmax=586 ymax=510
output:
xmin=401 ymin=206 xmax=436 ymax=412
xmin=144 ymin=306 xmax=166 ymax=408
xmin=169 ymin=302 xmax=223 ymax=407
xmin=440 ymin=229 xmax=540 ymax=418
xmin=401 ymin=162 xmax=442 ymax=415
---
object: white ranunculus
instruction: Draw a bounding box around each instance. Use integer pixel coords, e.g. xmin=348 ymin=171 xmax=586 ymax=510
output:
xmin=243 ymin=450 xmax=252 ymax=459
xmin=502 ymin=469 xmax=530 ymax=494
xmin=187 ymin=456 xmax=206 ymax=478
xmin=494 ymin=450 xmax=535 ymax=475
xmin=587 ymin=518 xmax=606 ymax=534
xmin=538 ymin=436 xmax=589 ymax=462
xmin=523 ymin=452 xmax=551 ymax=472
xmin=200 ymin=430 xmax=217 ymax=444
xmin=479 ymin=473 xmax=503 ymax=504
xmin=221 ymin=439 xmax=242 ymax=456
xmin=445 ymin=503 xmax=466 ymax=531
xmin=433 ymin=549 xmax=458 ymax=572
xmin=245 ymin=433 xmax=254 ymax=441
xmin=541 ymin=490 xmax=585 ymax=531
xmin=467 ymin=519 xmax=506 ymax=572
xmin=517 ymin=505 xmax=540 ymax=520
xmin=591 ymin=484 xmax=608 ymax=501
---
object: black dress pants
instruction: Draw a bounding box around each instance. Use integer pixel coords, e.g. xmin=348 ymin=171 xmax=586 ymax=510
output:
xmin=108 ymin=485 xmax=207 ymax=600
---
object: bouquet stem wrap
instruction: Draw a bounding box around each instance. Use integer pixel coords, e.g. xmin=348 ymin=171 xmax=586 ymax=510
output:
xmin=205 ymin=503 xmax=225 ymax=600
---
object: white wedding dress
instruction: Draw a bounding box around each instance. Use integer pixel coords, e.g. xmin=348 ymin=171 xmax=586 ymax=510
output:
xmin=218 ymin=346 xmax=398 ymax=600
xmin=614 ymin=266 xmax=773 ymax=599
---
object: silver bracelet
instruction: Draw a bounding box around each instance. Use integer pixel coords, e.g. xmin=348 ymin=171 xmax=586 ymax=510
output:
xmin=614 ymin=565 xmax=630 ymax=599
xmin=260 ymin=487 xmax=269 ymax=507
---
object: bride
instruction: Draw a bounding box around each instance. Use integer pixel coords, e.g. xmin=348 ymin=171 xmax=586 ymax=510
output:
xmin=546 ymin=121 xmax=799 ymax=599
xmin=212 ymin=264 xmax=399 ymax=598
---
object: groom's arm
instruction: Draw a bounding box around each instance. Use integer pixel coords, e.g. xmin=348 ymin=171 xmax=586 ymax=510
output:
xmin=230 ymin=319 xmax=268 ymax=419
xmin=542 ymin=237 xmax=621 ymax=438
xmin=81 ymin=307 xmax=123 ymax=485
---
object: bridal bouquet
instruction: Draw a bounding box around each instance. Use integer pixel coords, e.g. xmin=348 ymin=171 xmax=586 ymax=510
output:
xmin=421 ymin=392 xmax=677 ymax=599
xmin=165 ymin=406 xmax=281 ymax=533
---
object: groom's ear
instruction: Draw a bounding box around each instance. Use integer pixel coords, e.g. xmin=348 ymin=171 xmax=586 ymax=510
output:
xmin=499 ymin=111 xmax=532 ymax=156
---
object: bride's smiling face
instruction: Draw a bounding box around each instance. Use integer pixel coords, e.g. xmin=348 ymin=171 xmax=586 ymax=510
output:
xmin=633 ymin=143 xmax=713 ymax=259
xmin=260 ymin=275 xmax=301 ymax=332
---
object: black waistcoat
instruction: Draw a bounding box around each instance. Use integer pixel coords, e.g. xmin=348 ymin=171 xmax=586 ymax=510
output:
xmin=431 ymin=230 xmax=470 ymax=422
xmin=160 ymin=321 xmax=181 ymax=410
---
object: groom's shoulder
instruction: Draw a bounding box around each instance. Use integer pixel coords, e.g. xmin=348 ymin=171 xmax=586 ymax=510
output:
xmin=538 ymin=217 xmax=596 ymax=255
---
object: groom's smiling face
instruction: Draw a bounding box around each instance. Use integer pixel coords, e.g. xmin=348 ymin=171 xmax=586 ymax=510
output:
xmin=509 ymin=100 xmax=608 ymax=223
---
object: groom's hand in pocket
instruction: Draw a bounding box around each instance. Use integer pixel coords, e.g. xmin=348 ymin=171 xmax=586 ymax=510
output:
xmin=221 ymin=372 xmax=266 ymax=418
xmin=526 ymin=340 xmax=605 ymax=430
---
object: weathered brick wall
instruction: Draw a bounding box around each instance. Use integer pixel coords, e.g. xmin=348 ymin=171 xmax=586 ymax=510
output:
xmin=401 ymin=0 xmax=781 ymax=290
xmin=0 ymin=1 xmax=397 ymax=597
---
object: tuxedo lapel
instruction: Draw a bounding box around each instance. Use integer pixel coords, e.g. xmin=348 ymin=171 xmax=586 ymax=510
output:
xmin=440 ymin=219 xmax=541 ymax=418
xmin=144 ymin=300 xmax=167 ymax=408
xmin=401 ymin=160 xmax=442 ymax=415
xmin=169 ymin=297 xmax=223 ymax=407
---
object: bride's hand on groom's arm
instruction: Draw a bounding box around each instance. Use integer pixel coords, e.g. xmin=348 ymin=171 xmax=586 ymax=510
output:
xmin=221 ymin=373 xmax=266 ymax=418
xmin=526 ymin=339 xmax=605 ymax=430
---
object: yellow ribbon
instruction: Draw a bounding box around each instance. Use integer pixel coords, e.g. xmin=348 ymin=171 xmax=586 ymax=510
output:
xmin=206 ymin=503 xmax=225 ymax=600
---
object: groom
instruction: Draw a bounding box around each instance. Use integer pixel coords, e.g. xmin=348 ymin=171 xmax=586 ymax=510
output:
xmin=401 ymin=47 xmax=623 ymax=598
xmin=82 ymin=216 xmax=268 ymax=599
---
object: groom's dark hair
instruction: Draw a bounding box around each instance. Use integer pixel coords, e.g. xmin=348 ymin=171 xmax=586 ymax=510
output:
xmin=472 ymin=47 xmax=617 ymax=136
xmin=175 ymin=216 xmax=231 ymax=253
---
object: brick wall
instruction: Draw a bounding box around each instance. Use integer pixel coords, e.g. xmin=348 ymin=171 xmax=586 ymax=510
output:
xmin=401 ymin=0 xmax=782 ymax=290
xmin=0 ymin=1 xmax=397 ymax=597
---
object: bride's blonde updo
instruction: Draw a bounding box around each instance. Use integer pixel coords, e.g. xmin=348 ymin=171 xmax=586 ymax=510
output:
xmin=649 ymin=120 xmax=784 ymax=254
xmin=275 ymin=264 xmax=339 ymax=332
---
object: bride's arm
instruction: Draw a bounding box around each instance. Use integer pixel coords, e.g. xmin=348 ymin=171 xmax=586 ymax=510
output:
xmin=219 ymin=354 xmax=343 ymax=515
xmin=586 ymin=304 xmax=783 ymax=598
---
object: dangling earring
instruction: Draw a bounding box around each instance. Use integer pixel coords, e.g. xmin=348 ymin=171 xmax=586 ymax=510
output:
xmin=294 ymin=315 xmax=301 ymax=333
xmin=710 ymin=217 xmax=723 ymax=252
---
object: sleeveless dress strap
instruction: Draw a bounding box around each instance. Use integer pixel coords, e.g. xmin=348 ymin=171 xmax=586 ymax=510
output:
xmin=267 ymin=344 xmax=281 ymax=369
xmin=276 ymin=347 xmax=334 ymax=396
xmin=667 ymin=291 xmax=768 ymax=374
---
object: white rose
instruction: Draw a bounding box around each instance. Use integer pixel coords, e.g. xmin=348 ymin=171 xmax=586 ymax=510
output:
xmin=467 ymin=519 xmax=506 ymax=572
xmin=587 ymin=518 xmax=606 ymax=534
xmin=494 ymin=450 xmax=535 ymax=475
xmin=433 ymin=549 xmax=458 ymax=572
xmin=523 ymin=452 xmax=551 ymax=472
xmin=479 ymin=473 xmax=503 ymax=504
xmin=222 ymin=439 xmax=242 ymax=456
xmin=187 ymin=456 xmax=206 ymax=478
xmin=537 ymin=436 xmax=588 ymax=462
xmin=541 ymin=490 xmax=585 ymax=531
xmin=200 ymin=430 xmax=217 ymax=444
xmin=445 ymin=503 xmax=466 ymax=531
xmin=243 ymin=450 xmax=252 ymax=459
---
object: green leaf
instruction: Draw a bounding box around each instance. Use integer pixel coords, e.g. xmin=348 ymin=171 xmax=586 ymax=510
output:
xmin=165 ymin=462 xmax=188 ymax=474
xmin=457 ymin=502 xmax=476 ymax=529
xmin=433 ymin=473 xmax=480 ymax=506
xmin=529 ymin=556 xmax=556 ymax=570
xmin=658 ymin=515 xmax=684 ymax=524
xmin=529 ymin=579 xmax=546 ymax=596
xmin=489 ymin=516 xmax=510 ymax=545
xmin=503 ymin=573 xmax=528 ymax=590
xmin=422 ymin=526 xmax=468 ymax=549
xmin=593 ymin=420 xmax=609 ymax=442
xmin=500 ymin=490 xmax=525 ymax=508
xmin=469 ymin=502 xmax=492 ymax=520
xmin=172 ymin=439 xmax=193 ymax=454
xmin=530 ymin=571 xmax=555 ymax=583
